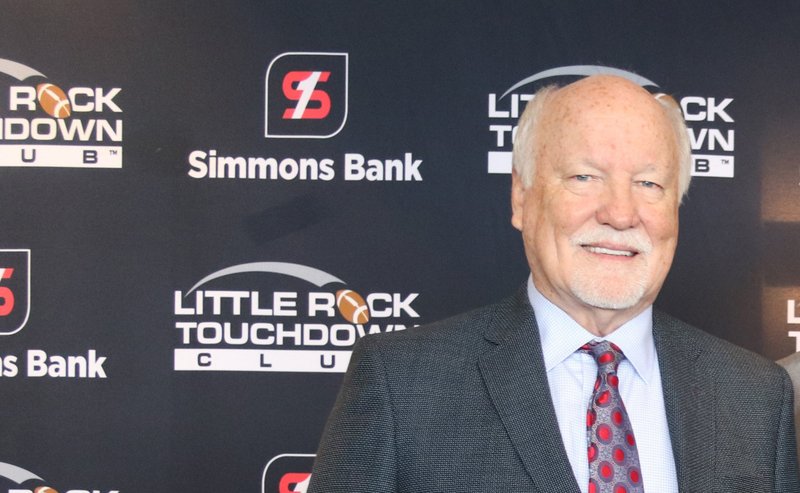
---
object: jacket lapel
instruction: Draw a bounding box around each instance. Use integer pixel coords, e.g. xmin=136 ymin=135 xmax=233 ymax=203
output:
xmin=653 ymin=311 xmax=716 ymax=492
xmin=478 ymin=289 xmax=581 ymax=493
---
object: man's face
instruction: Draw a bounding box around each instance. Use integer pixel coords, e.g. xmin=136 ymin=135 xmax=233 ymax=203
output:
xmin=511 ymin=77 xmax=680 ymax=330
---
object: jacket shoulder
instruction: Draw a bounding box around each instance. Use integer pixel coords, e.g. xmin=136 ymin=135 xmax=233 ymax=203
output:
xmin=653 ymin=309 xmax=787 ymax=380
xmin=358 ymin=289 xmax=530 ymax=360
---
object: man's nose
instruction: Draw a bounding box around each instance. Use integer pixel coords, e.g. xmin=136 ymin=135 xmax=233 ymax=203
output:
xmin=596 ymin=185 xmax=640 ymax=230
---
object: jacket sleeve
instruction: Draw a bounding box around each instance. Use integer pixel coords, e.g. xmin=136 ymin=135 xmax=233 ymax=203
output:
xmin=775 ymin=367 xmax=800 ymax=492
xmin=307 ymin=336 xmax=398 ymax=493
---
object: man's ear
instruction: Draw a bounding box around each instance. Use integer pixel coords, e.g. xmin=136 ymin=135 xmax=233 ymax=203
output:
xmin=510 ymin=169 xmax=525 ymax=232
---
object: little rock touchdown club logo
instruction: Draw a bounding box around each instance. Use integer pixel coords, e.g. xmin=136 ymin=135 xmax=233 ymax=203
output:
xmin=486 ymin=65 xmax=735 ymax=178
xmin=0 ymin=460 xmax=118 ymax=493
xmin=0 ymin=58 xmax=123 ymax=168
xmin=173 ymin=262 xmax=420 ymax=373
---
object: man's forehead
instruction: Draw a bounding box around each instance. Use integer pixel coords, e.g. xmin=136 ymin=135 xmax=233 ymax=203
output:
xmin=539 ymin=76 xmax=672 ymax=137
xmin=534 ymin=77 xmax=680 ymax=180
xmin=550 ymin=76 xmax=662 ymax=114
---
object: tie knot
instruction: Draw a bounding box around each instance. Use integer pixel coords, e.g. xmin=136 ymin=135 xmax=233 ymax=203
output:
xmin=579 ymin=340 xmax=625 ymax=372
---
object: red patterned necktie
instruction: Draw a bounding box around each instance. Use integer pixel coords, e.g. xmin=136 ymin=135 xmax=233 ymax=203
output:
xmin=580 ymin=340 xmax=644 ymax=493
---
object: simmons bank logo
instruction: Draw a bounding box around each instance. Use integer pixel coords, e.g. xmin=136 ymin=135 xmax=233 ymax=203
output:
xmin=187 ymin=52 xmax=424 ymax=182
xmin=0 ymin=460 xmax=118 ymax=493
xmin=173 ymin=262 xmax=420 ymax=373
xmin=265 ymin=52 xmax=348 ymax=139
xmin=0 ymin=249 xmax=30 ymax=336
xmin=0 ymin=58 xmax=122 ymax=169
xmin=262 ymin=454 xmax=314 ymax=493
xmin=0 ymin=249 xmax=107 ymax=379
xmin=487 ymin=65 xmax=735 ymax=178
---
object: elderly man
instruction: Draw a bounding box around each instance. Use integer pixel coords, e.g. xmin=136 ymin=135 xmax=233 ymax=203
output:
xmin=307 ymin=75 xmax=798 ymax=492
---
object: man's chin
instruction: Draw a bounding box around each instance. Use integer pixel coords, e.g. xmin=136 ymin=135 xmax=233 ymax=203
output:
xmin=570 ymin=283 xmax=646 ymax=311
xmin=583 ymin=298 xmax=641 ymax=311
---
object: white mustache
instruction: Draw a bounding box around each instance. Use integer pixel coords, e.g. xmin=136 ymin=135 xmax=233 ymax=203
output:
xmin=570 ymin=228 xmax=653 ymax=255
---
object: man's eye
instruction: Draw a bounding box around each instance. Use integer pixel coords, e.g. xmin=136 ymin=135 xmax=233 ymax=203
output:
xmin=573 ymin=175 xmax=591 ymax=182
xmin=639 ymin=180 xmax=662 ymax=189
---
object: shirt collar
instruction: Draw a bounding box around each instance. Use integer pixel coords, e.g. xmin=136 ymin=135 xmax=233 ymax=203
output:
xmin=527 ymin=276 xmax=656 ymax=384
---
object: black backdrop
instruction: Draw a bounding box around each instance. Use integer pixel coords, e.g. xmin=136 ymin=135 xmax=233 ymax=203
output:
xmin=0 ymin=2 xmax=799 ymax=492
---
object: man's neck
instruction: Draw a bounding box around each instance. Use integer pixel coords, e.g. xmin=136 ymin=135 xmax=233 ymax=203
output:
xmin=531 ymin=280 xmax=651 ymax=336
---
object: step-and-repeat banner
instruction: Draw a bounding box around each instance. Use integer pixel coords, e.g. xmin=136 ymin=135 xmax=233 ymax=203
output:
xmin=1 ymin=2 xmax=799 ymax=491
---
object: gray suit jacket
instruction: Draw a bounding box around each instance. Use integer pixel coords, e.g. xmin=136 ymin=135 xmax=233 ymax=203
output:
xmin=308 ymin=289 xmax=799 ymax=492
xmin=777 ymin=352 xmax=800 ymax=456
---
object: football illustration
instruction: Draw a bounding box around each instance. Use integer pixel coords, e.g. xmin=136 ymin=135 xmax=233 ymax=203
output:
xmin=36 ymin=83 xmax=71 ymax=118
xmin=336 ymin=289 xmax=370 ymax=324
